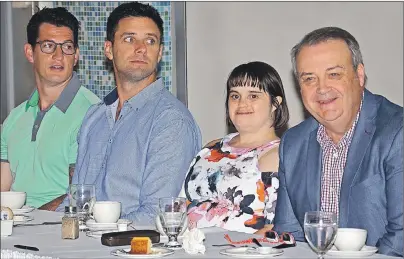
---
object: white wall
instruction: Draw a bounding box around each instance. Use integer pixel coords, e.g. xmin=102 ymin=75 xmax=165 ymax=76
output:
xmin=186 ymin=2 xmax=403 ymax=144
xmin=1 ymin=2 xmax=35 ymax=123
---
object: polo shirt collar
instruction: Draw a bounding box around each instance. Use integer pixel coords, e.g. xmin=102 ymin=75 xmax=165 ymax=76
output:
xmin=103 ymin=78 xmax=165 ymax=110
xmin=25 ymin=72 xmax=81 ymax=113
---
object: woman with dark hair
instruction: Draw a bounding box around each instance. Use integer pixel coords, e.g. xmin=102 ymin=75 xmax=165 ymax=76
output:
xmin=183 ymin=61 xmax=289 ymax=234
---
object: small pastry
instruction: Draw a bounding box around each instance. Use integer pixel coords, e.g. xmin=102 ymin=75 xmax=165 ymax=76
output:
xmin=129 ymin=237 xmax=152 ymax=254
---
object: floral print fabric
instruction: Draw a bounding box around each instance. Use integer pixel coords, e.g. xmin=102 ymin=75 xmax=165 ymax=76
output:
xmin=184 ymin=133 xmax=280 ymax=233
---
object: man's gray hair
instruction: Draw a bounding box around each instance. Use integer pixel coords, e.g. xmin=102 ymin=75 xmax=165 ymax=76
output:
xmin=291 ymin=27 xmax=367 ymax=83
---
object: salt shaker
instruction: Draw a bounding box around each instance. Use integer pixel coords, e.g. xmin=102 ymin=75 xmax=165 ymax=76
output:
xmin=62 ymin=206 xmax=79 ymax=239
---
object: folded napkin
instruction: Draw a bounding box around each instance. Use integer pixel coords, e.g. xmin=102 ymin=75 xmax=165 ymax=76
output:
xmin=182 ymin=228 xmax=206 ymax=254
xmin=1 ymin=249 xmax=58 ymax=259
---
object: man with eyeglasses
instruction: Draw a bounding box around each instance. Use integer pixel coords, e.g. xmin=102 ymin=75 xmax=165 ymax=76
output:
xmin=0 ymin=7 xmax=100 ymax=210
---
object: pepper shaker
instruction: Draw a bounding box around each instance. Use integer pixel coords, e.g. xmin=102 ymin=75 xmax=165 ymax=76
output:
xmin=62 ymin=206 xmax=79 ymax=239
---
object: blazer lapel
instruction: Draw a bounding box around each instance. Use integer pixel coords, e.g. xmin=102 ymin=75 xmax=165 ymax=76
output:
xmin=306 ymin=128 xmax=322 ymax=211
xmin=339 ymin=90 xmax=378 ymax=226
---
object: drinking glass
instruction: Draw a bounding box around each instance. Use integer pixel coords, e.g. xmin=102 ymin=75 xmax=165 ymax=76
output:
xmin=304 ymin=211 xmax=338 ymax=259
xmin=158 ymin=197 xmax=187 ymax=249
xmin=69 ymin=184 xmax=96 ymax=230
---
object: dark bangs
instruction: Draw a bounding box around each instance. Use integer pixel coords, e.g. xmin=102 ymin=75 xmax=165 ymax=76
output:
xmin=227 ymin=65 xmax=268 ymax=93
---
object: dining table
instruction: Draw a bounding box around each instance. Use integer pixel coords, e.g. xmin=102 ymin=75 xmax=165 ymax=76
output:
xmin=0 ymin=210 xmax=398 ymax=259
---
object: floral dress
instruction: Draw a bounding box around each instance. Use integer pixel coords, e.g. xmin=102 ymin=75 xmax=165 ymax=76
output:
xmin=184 ymin=133 xmax=280 ymax=234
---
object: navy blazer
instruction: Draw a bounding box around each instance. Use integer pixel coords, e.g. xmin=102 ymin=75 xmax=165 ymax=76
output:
xmin=273 ymin=89 xmax=403 ymax=257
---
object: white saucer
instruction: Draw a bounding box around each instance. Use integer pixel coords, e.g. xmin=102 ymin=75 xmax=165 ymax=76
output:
xmin=13 ymin=215 xmax=34 ymax=225
xmin=327 ymin=245 xmax=378 ymax=257
xmin=111 ymin=247 xmax=174 ymax=258
xmin=86 ymin=219 xmax=132 ymax=231
xmin=11 ymin=206 xmax=35 ymax=215
xmin=220 ymin=247 xmax=284 ymax=258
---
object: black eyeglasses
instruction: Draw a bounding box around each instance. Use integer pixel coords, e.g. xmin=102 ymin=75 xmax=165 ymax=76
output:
xmin=36 ymin=40 xmax=76 ymax=55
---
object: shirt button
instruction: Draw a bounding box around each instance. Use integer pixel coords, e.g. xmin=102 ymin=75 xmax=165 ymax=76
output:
xmin=333 ymin=152 xmax=338 ymax=158
xmin=108 ymin=139 xmax=112 ymax=143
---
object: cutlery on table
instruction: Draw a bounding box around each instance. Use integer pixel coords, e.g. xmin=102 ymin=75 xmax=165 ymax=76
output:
xmin=252 ymin=238 xmax=263 ymax=247
xmin=212 ymin=244 xmax=249 ymax=247
xmin=14 ymin=221 xmax=62 ymax=227
xmin=14 ymin=245 xmax=39 ymax=251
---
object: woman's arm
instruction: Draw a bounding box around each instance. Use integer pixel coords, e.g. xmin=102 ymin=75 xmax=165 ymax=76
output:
xmin=254 ymin=146 xmax=280 ymax=236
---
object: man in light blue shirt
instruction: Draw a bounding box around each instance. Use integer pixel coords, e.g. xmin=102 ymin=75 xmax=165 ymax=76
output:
xmin=59 ymin=2 xmax=201 ymax=225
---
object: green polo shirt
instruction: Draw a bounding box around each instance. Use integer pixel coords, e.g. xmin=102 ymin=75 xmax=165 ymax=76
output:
xmin=0 ymin=72 xmax=100 ymax=208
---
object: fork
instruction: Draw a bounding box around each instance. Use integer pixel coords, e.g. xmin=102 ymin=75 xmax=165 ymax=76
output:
xmin=212 ymin=244 xmax=249 ymax=247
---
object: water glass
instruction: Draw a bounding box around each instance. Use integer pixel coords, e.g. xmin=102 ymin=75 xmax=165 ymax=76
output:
xmin=304 ymin=211 xmax=338 ymax=259
xmin=69 ymin=184 xmax=96 ymax=230
xmin=158 ymin=197 xmax=187 ymax=249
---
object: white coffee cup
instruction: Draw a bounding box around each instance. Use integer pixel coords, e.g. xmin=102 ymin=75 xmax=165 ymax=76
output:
xmin=1 ymin=191 xmax=26 ymax=209
xmin=92 ymin=201 xmax=121 ymax=223
xmin=334 ymin=228 xmax=367 ymax=251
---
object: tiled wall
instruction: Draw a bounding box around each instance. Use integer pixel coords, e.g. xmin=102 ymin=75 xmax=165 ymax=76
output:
xmin=48 ymin=1 xmax=172 ymax=98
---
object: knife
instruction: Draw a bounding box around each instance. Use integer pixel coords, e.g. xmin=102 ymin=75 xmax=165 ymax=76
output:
xmin=15 ymin=221 xmax=62 ymax=227
xmin=14 ymin=245 xmax=39 ymax=251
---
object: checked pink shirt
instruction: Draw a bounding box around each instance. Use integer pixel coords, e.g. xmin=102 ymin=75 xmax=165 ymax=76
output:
xmin=317 ymin=100 xmax=362 ymax=219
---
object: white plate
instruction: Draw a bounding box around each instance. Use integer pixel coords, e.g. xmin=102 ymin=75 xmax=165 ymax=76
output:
xmin=220 ymin=247 xmax=284 ymax=258
xmin=111 ymin=247 xmax=174 ymax=258
xmin=326 ymin=245 xmax=378 ymax=257
xmin=86 ymin=219 xmax=132 ymax=231
xmin=13 ymin=215 xmax=34 ymax=225
xmin=11 ymin=206 xmax=35 ymax=215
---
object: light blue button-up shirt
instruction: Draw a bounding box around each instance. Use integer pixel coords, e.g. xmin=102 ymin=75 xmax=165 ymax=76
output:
xmin=59 ymin=79 xmax=201 ymax=225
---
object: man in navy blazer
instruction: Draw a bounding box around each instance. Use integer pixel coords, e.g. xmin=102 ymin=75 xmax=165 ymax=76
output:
xmin=273 ymin=27 xmax=403 ymax=257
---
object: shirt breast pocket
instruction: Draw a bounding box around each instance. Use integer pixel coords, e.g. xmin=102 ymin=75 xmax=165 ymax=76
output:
xmin=84 ymin=136 xmax=107 ymax=170
xmin=87 ymin=153 xmax=103 ymax=169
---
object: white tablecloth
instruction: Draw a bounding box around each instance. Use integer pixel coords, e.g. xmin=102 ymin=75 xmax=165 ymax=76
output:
xmin=0 ymin=210 xmax=397 ymax=259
